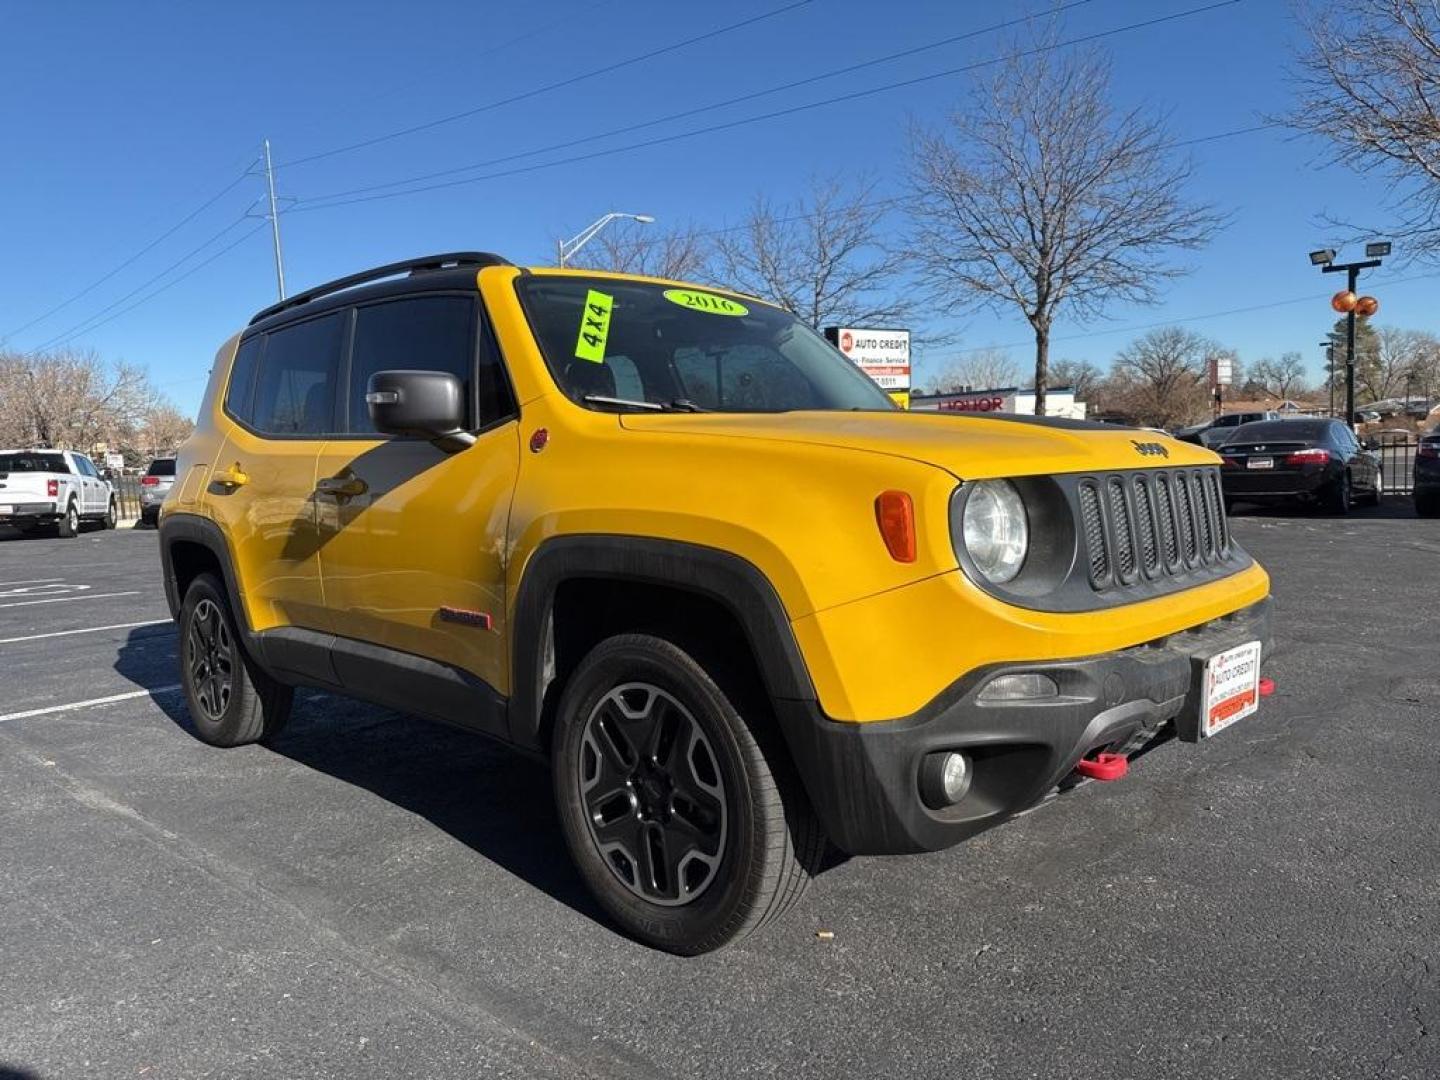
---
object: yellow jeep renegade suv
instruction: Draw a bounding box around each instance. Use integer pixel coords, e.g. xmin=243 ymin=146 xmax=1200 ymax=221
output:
xmin=160 ymin=252 xmax=1271 ymax=954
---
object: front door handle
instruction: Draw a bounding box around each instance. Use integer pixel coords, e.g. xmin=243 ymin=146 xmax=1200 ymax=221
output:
xmin=316 ymin=474 xmax=368 ymax=498
xmin=211 ymin=464 xmax=249 ymax=488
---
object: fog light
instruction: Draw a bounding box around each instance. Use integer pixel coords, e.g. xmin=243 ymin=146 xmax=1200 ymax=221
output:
xmin=920 ymin=751 xmax=972 ymax=809
xmin=978 ymin=672 xmax=1059 ymax=702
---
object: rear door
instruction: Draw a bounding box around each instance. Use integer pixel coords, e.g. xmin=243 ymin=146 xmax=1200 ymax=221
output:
xmin=206 ymin=315 xmax=344 ymax=633
xmin=71 ymin=453 xmax=105 ymax=514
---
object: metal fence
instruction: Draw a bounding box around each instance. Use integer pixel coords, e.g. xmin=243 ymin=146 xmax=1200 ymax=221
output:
xmin=112 ymin=477 xmax=144 ymax=519
xmin=1375 ymin=436 xmax=1418 ymax=495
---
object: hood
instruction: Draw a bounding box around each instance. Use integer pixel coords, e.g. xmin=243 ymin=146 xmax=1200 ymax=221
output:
xmin=618 ymin=410 xmax=1218 ymax=478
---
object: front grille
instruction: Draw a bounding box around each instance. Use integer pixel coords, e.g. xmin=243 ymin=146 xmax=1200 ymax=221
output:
xmin=1079 ymin=467 xmax=1232 ymax=591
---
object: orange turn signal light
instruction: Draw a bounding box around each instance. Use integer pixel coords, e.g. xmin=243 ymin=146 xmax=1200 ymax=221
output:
xmin=874 ymin=490 xmax=917 ymax=563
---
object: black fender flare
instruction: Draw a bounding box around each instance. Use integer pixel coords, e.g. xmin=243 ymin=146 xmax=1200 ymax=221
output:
xmin=506 ymin=535 xmax=817 ymax=752
xmin=157 ymin=513 xmax=250 ymax=632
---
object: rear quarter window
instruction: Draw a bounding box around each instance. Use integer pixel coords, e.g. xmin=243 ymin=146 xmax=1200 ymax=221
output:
xmin=250 ymin=313 xmax=344 ymax=435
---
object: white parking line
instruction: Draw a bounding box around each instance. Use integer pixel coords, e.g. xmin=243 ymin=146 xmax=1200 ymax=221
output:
xmin=0 ymin=591 xmax=140 ymax=609
xmin=0 ymin=578 xmax=64 ymax=587
xmin=0 ymin=620 xmax=171 ymax=646
xmin=0 ymin=685 xmax=183 ymax=724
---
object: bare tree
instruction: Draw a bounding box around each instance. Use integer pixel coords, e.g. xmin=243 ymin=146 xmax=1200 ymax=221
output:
xmin=0 ymin=349 xmax=152 ymax=450
xmin=1286 ymin=0 xmax=1440 ymax=258
xmin=906 ymin=37 xmax=1222 ymax=415
xmin=577 ymin=220 xmax=713 ymax=282
xmin=712 ymin=175 xmax=910 ymax=329
xmin=1110 ymin=327 xmax=1217 ymax=428
xmin=1250 ymin=352 xmax=1310 ymax=398
xmin=136 ymin=404 xmax=195 ymax=459
xmin=1363 ymin=326 xmax=1437 ymax=401
xmin=934 ymin=346 xmax=1019 ymax=393
xmin=1048 ymin=358 xmax=1104 ymax=404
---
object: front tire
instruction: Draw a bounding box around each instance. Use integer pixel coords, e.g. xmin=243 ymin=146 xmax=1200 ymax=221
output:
xmin=552 ymin=634 xmax=822 ymax=955
xmin=179 ymin=573 xmax=292 ymax=747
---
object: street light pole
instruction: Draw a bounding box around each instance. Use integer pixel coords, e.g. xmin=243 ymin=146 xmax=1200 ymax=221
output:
xmin=1312 ymin=242 xmax=1387 ymax=425
xmin=1320 ymin=340 xmax=1336 ymax=418
xmin=557 ymin=212 xmax=655 ymax=268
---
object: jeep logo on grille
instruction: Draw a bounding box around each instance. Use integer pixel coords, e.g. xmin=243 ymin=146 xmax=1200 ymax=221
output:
xmin=1131 ymin=440 xmax=1169 ymax=458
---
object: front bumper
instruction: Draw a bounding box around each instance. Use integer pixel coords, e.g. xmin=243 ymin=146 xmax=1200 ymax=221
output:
xmin=779 ymin=597 xmax=1272 ymax=855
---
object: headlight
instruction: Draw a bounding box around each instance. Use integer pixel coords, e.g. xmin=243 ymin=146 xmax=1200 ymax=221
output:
xmin=959 ymin=480 xmax=1029 ymax=584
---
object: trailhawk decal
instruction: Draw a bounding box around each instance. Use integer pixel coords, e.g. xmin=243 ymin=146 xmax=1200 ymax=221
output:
xmin=662 ymin=288 xmax=749 ymax=316
xmin=574 ymin=289 xmax=614 ymax=363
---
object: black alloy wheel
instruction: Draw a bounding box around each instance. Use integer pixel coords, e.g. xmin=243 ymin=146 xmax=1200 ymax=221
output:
xmin=552 ymin=634 xmax=822 ymax=954
xmin=579 ymin=682 xmax=728 ymax=906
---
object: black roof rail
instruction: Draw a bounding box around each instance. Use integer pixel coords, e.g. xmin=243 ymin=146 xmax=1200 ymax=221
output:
xmin=248 ymin=251 xmax=511 ymax=325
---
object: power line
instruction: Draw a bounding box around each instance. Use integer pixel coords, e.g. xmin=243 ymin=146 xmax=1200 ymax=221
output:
xmin=33 ymin=216 xmax=254 ymax=352
xmin=942 ymin=270 xmax=1440 ymax=358
xmin=293 ymin=0 xmax=1104 ymax=204
xmin=606 ymin=124 xmax=1274 ymax=253
xmin=274 ymin=0 xmax=817 ymax=171
xmin=289 ymin=0 xmax=1244 ymax=215
xmin=39 ymin=223 xmax=267 ymax=352
xmin=2 ymin=161 xmax=256 ymax=343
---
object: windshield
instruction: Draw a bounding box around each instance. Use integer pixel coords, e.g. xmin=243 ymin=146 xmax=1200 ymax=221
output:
xmin=0 ymin=452 xmax=67 ymax=473
xmin=517 ymin=276 xmax=895 ymax=413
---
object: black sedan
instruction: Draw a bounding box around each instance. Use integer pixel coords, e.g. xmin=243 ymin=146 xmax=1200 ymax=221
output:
xmin=1415 ymin=428 xmax=1440 ymax=518
xmin=1217 ymin=418 xmax=1381 ymax=514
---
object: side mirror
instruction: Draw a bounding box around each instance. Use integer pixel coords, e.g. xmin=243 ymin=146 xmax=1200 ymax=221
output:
xmin=366 ymin=370 xmax=474 ymax=452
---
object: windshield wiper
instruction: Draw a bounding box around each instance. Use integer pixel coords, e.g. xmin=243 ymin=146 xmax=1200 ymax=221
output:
xmin=582 ymin=395 xmax=708 ymax=413
xmin=583 ymin=394 xmax=665 ymax=412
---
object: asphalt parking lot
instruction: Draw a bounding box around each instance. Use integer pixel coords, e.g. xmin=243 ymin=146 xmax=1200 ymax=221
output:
xmin=1 ymin=508 xmax=1437 ymax=1080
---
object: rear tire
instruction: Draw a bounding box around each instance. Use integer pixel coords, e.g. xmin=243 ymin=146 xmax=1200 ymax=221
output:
xmin=1325 ymin=471 xmax=1352 ymax=515
xmin=179 ymin=573 xmax=292 ymax=747
xmin=552 ymin=634 xmax=823 ymax=955
xmin=1417 ymin=491 xmax=1440 ymax=518
xmin=103 ymin=499 xmax=117 ymax=529
xmin=56 ymin=500 xmax=79 ymax=538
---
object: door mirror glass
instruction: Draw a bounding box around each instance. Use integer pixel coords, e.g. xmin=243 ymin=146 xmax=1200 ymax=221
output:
xmin=366 ymin=369 xmax=475 ymax=452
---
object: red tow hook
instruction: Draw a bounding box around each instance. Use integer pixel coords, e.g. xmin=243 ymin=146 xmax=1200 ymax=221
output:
xmin=1259 ymin=677 xmax=1276 ymax=698
xmin=1074 ymin=752 xmax=1129 ymax=782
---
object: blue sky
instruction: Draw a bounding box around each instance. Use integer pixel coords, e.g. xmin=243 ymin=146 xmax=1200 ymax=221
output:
xmin=3 ymin=0 xmax=1433 ymax=414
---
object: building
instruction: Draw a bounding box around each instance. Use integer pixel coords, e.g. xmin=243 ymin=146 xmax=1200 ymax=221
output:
xmin=910 ymin=386 xmax=1086 ymax=420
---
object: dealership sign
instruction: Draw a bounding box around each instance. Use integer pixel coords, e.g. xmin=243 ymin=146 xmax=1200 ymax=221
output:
xmin=825 ymin=327 xmax=911 ymax=407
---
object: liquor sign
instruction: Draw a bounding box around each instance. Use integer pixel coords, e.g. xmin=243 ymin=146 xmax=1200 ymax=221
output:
xmin=825 ymin=326 xmax=911 ymax=409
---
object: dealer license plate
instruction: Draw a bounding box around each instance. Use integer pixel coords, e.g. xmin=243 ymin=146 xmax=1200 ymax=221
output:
xmin=1246 ymin=457 xmax=1274 ymax=470
xmin=1201 ymin=640 xmax=1263 ymax=737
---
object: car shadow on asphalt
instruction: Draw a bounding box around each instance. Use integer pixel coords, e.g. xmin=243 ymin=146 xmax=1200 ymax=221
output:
xmin=113 ymin=628 xmax=607 ymax=927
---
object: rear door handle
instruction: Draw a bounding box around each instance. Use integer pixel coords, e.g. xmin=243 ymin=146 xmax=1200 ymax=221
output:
xmin=316 ymin=474 xmax=367 ymax=498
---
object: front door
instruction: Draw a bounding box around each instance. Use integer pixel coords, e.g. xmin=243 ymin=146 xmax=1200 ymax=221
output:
xmin=203 ymin=315 xmax=344 ymax=633
xmin=312 ymin=293 xmax=520 ymax=699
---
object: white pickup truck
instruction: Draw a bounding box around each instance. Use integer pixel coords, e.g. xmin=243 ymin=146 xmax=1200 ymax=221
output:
xmin=0 ymin=449 xmax=117 ymax=537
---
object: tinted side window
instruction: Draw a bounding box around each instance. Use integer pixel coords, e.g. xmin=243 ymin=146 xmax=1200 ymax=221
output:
xmin=225 ymin=336 xmax=263 ymax=424
xmin=74 ymin=456 xmax=97 ymax=477
xmin=252 ymin=313 xmax=344 ymax=435
xmin=348 ymin=296 xmax=474 ymax=434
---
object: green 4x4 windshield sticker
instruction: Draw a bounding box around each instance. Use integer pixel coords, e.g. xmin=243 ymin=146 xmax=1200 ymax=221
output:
xmin=662 ymin=288 xmax=749 ymax=316
xmin=574 ymin=289 xmax=614 ymax=363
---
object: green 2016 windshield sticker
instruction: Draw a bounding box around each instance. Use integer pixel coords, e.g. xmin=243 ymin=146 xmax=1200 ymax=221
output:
xmin=574 ymin=289 xmax=614 ymax=363
xmin=663 ymin=288 xmax=749 ymax=317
